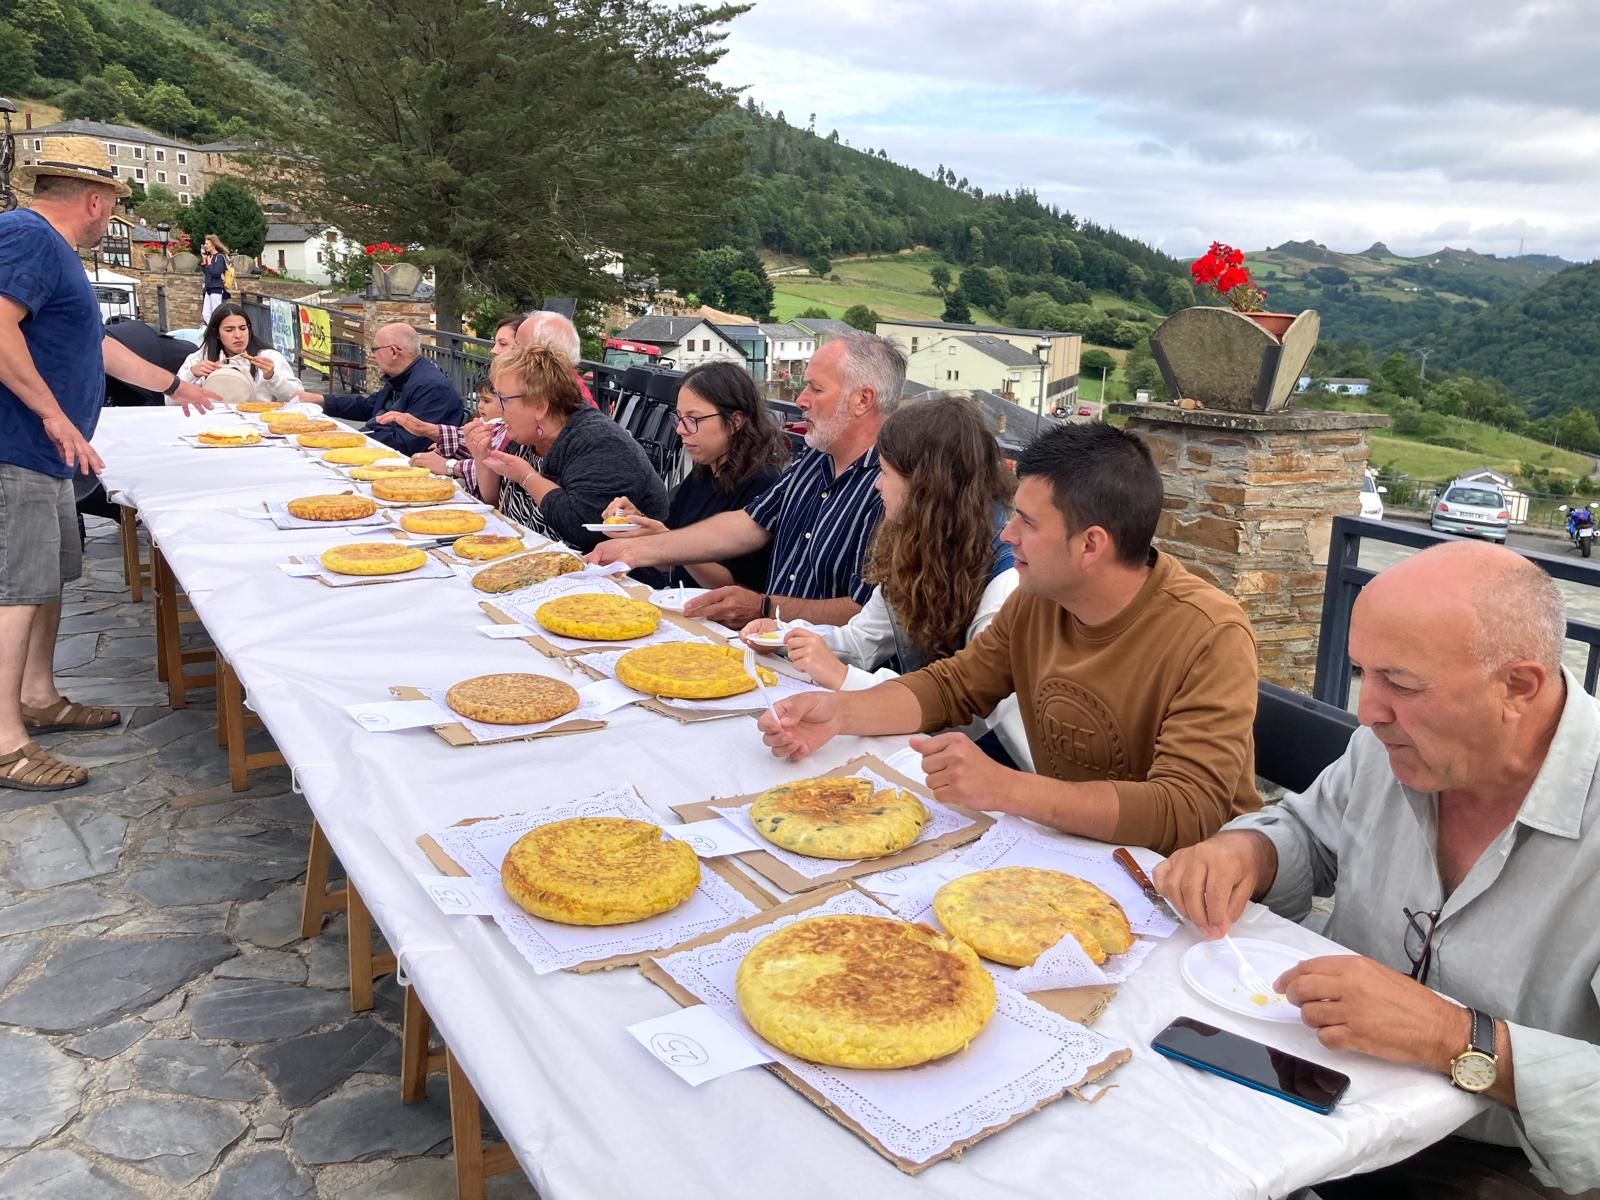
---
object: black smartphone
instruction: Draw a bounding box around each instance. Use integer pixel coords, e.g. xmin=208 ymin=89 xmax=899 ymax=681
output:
xmin=1151 ymin=1016 xmax=1351 ymax=1115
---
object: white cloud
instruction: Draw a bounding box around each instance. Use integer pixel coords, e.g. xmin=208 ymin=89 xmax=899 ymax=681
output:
xmin=711 ymin=0 xmax=1600 ymax=262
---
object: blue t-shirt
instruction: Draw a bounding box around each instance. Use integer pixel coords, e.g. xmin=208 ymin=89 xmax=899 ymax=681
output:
xmin=0 ymin=209 xmax=104 ymax=478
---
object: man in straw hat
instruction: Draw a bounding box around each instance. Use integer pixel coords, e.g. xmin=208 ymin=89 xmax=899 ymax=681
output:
xmin=0 ymin=161 xmax=218 ymax=792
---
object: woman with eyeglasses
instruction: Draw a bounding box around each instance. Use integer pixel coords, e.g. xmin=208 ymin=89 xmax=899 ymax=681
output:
xmin=599 ymin=361 xmax=789 ymax=591
xmin=473 ymin=345 xmax=666 ymax=550
xmin=740 ymin=392 xmax=1030 ymax=768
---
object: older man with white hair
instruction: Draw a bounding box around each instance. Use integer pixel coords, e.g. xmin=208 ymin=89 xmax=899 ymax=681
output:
xmin=297 ymin=321 xmax=462 ymax=455
xmin=515 ymin=310 xmax=596 ymax=407
xmin=589 ymin=331 xmax=904 ymax=626
xmin=1157 ymin=541 xmax=1600 ymax=1198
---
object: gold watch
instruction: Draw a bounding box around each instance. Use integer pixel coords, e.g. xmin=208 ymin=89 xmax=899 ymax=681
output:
xmin=1450 ymin=1008 xmax=1498 ymax=1093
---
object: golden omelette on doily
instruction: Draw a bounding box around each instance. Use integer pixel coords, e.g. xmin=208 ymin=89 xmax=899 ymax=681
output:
xmin=933 ymin=867 xmax=1134 ymax=966
xmin=318 ymin=543 xmax=428 ymax=576
xmin=196 ymin=428 xmax=261 ymax=446
xmin=453 ymin=534 xmax=524 ymax=561
xmin=735 ymin=914 xmax=996 ymax=1068
xmin=535 ymin=595 xmax=660 ymax=641
xmin=285 ymin=494 xmax=377 ymax=522
xmin=469 ymin=550 xmax=582 ymax=592
xmin=400 ymin=509 xmax=486 ymax=535
xmin=615 ymin=642 xmax=777 ymax=700
xmin=263 ymin=413 xmax=336 ymax=434
xmin=371 ymin=475 xmax=457 ymax=504
xmin=445 ymin=673 xmax=579 ymax=725
xmin=349 ymin=463 xmax=430 ymax=482
xmin=295 ymin=430 xmax=367 ymax=449
xmin=500 ymin=817 xmax=699 ymax=925
xmin=236 ymin=399 xmax=283 ymax=414
xmin=322 ymin=446 xmax=402 ymax=466
xmin=748 ymin=776 xmax=927 ymax=860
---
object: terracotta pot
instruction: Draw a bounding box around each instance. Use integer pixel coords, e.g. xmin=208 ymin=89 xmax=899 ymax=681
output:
xmin=1244 ymin=311 xmax=1297 ymax=340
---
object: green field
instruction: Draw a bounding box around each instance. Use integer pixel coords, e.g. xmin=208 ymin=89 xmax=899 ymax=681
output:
xmin=770 ymin=253 xmax=993 ymax=323
xmin=1300 ymin=395 xmax=1594 ymax=484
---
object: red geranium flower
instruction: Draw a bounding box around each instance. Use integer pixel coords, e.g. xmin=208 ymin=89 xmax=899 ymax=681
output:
xmin=364 ymin=244 xmax=376 ymax=255
xmin=1189 ymin=240 xmax=1266 ymax=312
xmin=378 ymin=241 xmax=393 ymax=252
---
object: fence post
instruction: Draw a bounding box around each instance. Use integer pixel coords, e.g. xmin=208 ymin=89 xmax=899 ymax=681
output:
xmin=156 ymin=285 xmax=168 ymax=332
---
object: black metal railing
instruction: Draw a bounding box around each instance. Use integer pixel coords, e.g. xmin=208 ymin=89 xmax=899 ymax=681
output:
xmin=237 ymin=291 xmax=367 ymax=393
xmin=421 ymin=330 xmax=494 ymax=403
xmin=1313 ymin=515 xmax=1600 ymax=706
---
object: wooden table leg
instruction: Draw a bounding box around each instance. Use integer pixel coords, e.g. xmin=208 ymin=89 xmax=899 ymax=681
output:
xmin=220 ymin=655 xmax=247 ymax=789
xmin=401 ymin=986 xmax=447 ymax=1104
xmin=299 ymin=820 xmax=348 ymax=939
xmin=345 ymin=883 xmax=394 ymax=1013
xmin=153 ymin=549 xmax=181 ymax=700
xmin=119 ymin=505 xmax=145 ymax=602
xmin=447 ymin=1050 xmax=520 ymax=1200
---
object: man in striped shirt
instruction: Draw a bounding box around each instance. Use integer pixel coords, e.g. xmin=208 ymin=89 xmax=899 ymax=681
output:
xmin=588 ymin=332 xmax=903 ymax=626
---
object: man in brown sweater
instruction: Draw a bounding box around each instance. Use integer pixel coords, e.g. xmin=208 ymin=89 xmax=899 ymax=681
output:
xmin=758 ymin=421 xmax=1262 ymax=853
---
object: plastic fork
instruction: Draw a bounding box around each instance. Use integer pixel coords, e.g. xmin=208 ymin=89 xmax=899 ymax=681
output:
xmin=1221 ymin=932 xmax=1282 ymax=1000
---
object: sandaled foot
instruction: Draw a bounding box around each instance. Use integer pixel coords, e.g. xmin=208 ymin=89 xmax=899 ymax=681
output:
xmin=0 ymin=742 xmax=88 ymax=792
xmin=21 ymin=698 xmax=121 ymax=735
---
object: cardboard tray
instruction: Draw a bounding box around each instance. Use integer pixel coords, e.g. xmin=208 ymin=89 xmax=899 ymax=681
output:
xmin=670 ymin=753 xmax=995 ymax=892
xmin=389 ymin=685 xmax=606 ymax=747
xmin=416 ymin=815 xmax=776 ymax=972
xmin=639 ymin=883 xmax=1131 ymax=1174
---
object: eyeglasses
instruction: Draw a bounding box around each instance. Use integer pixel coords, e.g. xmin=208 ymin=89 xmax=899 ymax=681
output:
xmin=1403 ymin=906 xmax=1441 ymax=985
xmin=491 ymin=386 xmax=524 ymax=406
xmin=674 ymin=410 xmax=721 ymax=433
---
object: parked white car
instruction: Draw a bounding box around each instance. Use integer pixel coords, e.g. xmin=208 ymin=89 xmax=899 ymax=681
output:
xmin=1360 ymin=471 xmax=1386 ymax=520
xmin=1430 ymin=483 xmax=1510 ymax=544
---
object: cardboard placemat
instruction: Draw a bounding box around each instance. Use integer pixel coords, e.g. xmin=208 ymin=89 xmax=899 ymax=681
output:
xmin=670 ymin=754 xmax=993 ymax=891
xmin=416 ymin=817 xmax=776 ymax=972
xmin=390 ymin=685 xmax=606 ymax=746
xmin=639 ymin=884 xmax=1130 ymax=1174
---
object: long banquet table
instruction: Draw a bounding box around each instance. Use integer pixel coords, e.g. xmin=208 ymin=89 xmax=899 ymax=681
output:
xmin=91 ymin=406 xmax=1483 ymax=1200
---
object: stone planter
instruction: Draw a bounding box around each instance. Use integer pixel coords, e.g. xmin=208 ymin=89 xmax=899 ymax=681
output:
xmin=1149 ymin=306 xmax=1320 ymax=413
xmin=373 ymin=262 xmax=422 ymax=299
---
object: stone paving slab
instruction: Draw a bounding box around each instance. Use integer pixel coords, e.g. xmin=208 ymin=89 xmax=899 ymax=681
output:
xmin=0 ymin=519 xmax=542 ymax=1198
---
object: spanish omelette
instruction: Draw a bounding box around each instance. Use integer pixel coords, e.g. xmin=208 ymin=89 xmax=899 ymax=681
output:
xmin=535 ymin=594 xmax=660 ymax=641
xmin=348 ymin=463 xmax=430 ymax=482
xmin=735 ymin=914 xmax=996 ymax=1068
xmin=371 ymin=475 xmax=457 ymax=503
xmin=445 ymin=673 xmax=579 ymax=725
xmin=749 ymin=777 xmax=927 ymax=860
xmin=285 ymin=494 xmax=378 ymax=522
xmin=196 ymin=428 xmax=261 ymax=446
xmin=295 ymin=430 xmax=367 ymax=449
xmin=499 ymin=816 xmax=700 ymax=925
xmin=400 ymin=508 xmax=487 ymax=535
xmin=614 ymin=643 xmax=778 ymax=700
xmin=322 ymin=446 xmax=403 ymax=466
xmin=318 ymin=543 xmax=429 ymax=577
xmin=933 ymin=867 xmax=1134 ymax=967
xmin=454 ymin=534 xmax=525 ymax=561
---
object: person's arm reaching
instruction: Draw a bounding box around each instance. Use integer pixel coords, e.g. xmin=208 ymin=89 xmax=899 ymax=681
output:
xmin=757 ymin=682 xmax=926 ymax=760
xmin=102 ymin=337 xmax=217 ymax=415
xmin=321 ymin=390 xmax=378 ymax=422
xmin=587 ymin=510 xmax=770 ymax=571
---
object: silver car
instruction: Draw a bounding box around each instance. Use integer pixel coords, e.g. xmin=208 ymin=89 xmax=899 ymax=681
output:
xmin=1430 ymin=484 xmax=1510 ymax=543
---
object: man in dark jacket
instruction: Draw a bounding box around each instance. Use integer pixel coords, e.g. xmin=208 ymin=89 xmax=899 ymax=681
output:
xmin=296 ymin=323 xmax=462 ymax=454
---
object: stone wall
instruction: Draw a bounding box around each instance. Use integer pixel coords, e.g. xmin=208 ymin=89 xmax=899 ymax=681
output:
xmin=1112 ymin=403 xmax=1390 ymax=691
xmin=360 ymin=300 xmax=434 ymax=356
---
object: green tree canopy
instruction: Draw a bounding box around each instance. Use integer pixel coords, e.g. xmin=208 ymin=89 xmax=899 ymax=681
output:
xmin=1557 ymin=406 xmax=1600 ymax=453
xmin=665 ymin=247 xmax=774 ymax=319
xmin=178 ymin=179 xmax=267 ymax=257
xmin=1080 ymin=348 xmax=1117 ymax=375
xmin=929 ymin=264 xmax=952 ymax=295
xmin=0 ymin=18 xmax=37 ymax=93
xmin=11 ymin=0 xmax=99 ymax=80
xmin=134 ymin=183 xmax=185 ymax=229
xmin=274 ymin=0 xmax=748 ymax=332
xmin=141 ymin=80 xmax=205 ymax=140
xmin=61 ymin=77 xmax=125 ymax=123
xmin=794 ymin=306 xmax=831 ymax=319
xmin=941 ymin=293 xmax=972 ymax=323
xmin=842 ymin=304 xmax=880 ymax=331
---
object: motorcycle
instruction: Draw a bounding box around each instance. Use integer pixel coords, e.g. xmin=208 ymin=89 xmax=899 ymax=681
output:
xmin=1561 ymin=505 xmax=1594 ymax=559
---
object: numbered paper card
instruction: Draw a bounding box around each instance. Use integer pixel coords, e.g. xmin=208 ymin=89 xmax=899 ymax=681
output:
xmin=627 ymin=1003 xmax=773 ymax=1087
xmin=664 ymin=819 xmax=764 ymax=858
xmin=416 ymin=873 xmax=498 ymax=916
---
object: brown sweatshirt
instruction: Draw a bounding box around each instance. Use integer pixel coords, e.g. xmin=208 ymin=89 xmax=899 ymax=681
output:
xmin=899 ymin=551 xmax=1262 ymax=853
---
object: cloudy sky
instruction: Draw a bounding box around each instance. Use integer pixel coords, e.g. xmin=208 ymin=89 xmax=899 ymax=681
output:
xmin=709 ymin=0 xmax=1600 ymax=263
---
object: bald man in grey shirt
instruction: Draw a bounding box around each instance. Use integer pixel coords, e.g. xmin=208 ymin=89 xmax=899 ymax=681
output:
xmin=1157 ymin=542 xmax=1599 ymax=1198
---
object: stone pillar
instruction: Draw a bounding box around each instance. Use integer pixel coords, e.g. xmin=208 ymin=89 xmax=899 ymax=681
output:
xmin=360 ymin=298 xmax=434 ymax=356
xmin=1110 ymin=403 xmax=1390 ymax=692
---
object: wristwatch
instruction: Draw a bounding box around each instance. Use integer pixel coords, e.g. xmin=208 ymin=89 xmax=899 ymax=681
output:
xmin=162 ymin=373 xmax=182 ymax=397
xmin=1450 ymin=1008 xmax=1498 ymax=1092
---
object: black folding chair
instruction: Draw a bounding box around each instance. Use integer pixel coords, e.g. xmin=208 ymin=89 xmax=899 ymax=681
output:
xmin=1252 ymin=681 xmax=1359 ymax=794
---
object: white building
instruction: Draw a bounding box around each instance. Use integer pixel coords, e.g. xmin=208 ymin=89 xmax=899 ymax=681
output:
xmin=618 ymin=316 xmax=744 ymax=371
xmin=261 ymin=224 xmax=362 ymax=287
xmin=758 ymin=322 xmax=815 ymax=384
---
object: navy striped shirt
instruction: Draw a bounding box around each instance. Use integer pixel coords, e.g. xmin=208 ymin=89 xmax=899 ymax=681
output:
xmin=746 ymin=446 xmax=884 ymax=604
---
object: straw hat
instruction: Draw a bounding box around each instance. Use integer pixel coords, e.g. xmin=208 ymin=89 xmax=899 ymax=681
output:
xmin=18 ymin=161 xmax=132 ymax=199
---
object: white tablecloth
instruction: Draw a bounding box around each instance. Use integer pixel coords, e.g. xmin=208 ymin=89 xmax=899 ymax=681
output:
xmin=92 ymin=407 xmax=1483 ymax=1200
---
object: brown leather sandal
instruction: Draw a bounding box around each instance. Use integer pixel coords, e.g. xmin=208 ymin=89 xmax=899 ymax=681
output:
xmin=0 ymin=742 xmax=88 ymax=792
xmin=21 ymin=698 xmax=121 ymax=735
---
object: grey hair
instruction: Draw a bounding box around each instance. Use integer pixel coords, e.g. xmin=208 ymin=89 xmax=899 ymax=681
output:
xmin=834 ymin=331 xmax=907 ymax=415
xmin=378 ymin=323 xmax=421 ymax=355
xmin=517 ymin=311 xmax=581 ymax=366
xmin=1474 ymin=559 xmax=1567 ymax=676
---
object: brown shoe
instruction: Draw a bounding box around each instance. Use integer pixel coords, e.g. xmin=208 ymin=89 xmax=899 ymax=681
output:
xmin=0 ymin=742 xmax=88 ymax=791
xmin=21 ymin=698 xmax=121 ymax=735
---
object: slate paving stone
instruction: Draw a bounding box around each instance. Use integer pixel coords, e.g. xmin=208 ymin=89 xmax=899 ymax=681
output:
xmin=0 ymin=1148 xmax=149 ymax=1199
xmin=305 ymin=938 xmax=349 ymax=990
xmin=232 ymin=882 xmax=307 ymax=948
xmin=0 ymin=802 xmax=128 ymax=889
xmin=342 ymin=1159 xmax=541 ymax=1199
xmin=0 ymin=1030 xmax=86 ymax=1154
xmin=132 ymin=1038 xmax=266 ymax=1102
xmin=0 ymin=938 xmax=41 ymax=994
xmin=78 ymin=1095 xmax=248 ymax=1187
xmin=188 ymin=978 xmax=349 ymax=1042
xmin=248 ymin=1018 xmax=402 ymax=1108
xmin=0 ymin=883 xmax=130 ymax=936
xmin=215 ymin=949 xmax=307 ymax=983
xmin=43 ymin=731 xmax=146 ymax=769
xmin=211 ymin=1148 xmax=315 ymax=1199
xmin=124 ymin=857 xmax=301 ymax=907
xmin=51 ymin=633 xmax=98 ymax=672
xmin=173 ymin=824 xmax=306 ymax=861
xmin=57 ymin=612 xmax=144 ymax=636
xmin=113 ymin=904 xmax=230 ymax=936
xmin=289 ymin=1083 xmax=453 ymax=1165
xmin=97 ymin=636 xmax=158 ymax=660
xmin=0 ymin=934 xmax=233 ymax=1033
xmin=129 ymin=707 xmax=214 ymax=750
xmin=100 ymin=779 xmax=169 ymax=820
xmin=65 ymin=1020 xmax=148 ymax=1060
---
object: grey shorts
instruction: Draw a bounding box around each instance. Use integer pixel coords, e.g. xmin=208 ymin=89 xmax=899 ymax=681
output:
xmin=0 ymin=463 xmax=82 ymax=605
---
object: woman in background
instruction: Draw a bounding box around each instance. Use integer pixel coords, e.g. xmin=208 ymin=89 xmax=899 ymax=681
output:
xmin=600 ymin=361 xmax=788 ymax=590
xmin=176 ymin=301 xmax=299 ymax=404
xmin=199 ymin=234 xmax=230 ymax=323
xmin=742 ymin=392 xmax=1029 ymax=767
